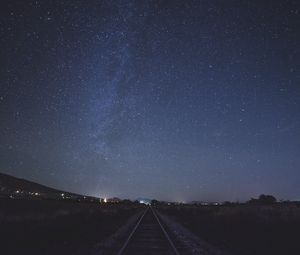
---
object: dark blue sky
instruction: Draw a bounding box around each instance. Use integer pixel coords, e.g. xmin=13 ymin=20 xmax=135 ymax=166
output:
xmin=0 ymin=0 xmax=299 ymax=201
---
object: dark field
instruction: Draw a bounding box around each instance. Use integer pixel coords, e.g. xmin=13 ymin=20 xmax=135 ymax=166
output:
xmin=2 ymin=199 xmax=300 ymax=255
xmin=156 ymin=203 xmax=300 ymax=255
xmin=0 ymin=199 xmax=144 ymax=255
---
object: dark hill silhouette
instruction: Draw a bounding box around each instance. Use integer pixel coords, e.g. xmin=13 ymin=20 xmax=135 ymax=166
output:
xmin=0 ymin=172 xmax=95 ymax=200
xmin=0 ymin=172 xmax=65 ymax=193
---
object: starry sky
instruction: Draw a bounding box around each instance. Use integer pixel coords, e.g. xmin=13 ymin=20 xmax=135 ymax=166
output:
xmin=1 ymin=0 xmax=299 ymax=202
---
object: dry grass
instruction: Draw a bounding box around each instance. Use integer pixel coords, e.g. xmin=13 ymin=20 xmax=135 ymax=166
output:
xmin=157 ymin=203 xmax=300 ymax=255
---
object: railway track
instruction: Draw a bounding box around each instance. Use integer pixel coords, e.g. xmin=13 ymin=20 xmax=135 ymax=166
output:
xmin=117 ymin=206 xmax=180 ymax=255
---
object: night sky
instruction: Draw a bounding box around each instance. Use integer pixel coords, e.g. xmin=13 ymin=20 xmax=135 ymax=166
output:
xmin=1 ymin=0 xmax=299 ymax=202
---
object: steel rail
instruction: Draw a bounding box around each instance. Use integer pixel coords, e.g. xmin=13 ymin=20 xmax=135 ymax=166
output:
xmin=116 ymin=206 xmax=149 ymax=255
xmin=117 ymin=205 xmax=180 ymax=255
xmin=151 ymin=206 xmax=180 ymax=255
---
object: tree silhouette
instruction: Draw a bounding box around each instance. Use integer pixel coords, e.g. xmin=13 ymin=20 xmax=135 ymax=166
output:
xmin=248 ymin=194 xmax=277 ymax=204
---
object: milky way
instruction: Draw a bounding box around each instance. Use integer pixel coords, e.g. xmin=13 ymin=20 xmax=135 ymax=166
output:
xmin=0 ymin=0 xmax=300 ymax=201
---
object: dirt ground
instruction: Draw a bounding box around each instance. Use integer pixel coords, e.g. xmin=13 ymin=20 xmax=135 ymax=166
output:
xmin=0 ymin=199 xmax=144 ymax=255
xmin=156 ymin=203 xmax=300 ymax=255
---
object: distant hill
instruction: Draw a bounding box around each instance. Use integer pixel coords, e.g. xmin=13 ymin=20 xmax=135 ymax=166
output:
xmin=0 ymin=172 xmax=98 ymax=201
xmin=0 ymin=172 xmax=67 ymax=194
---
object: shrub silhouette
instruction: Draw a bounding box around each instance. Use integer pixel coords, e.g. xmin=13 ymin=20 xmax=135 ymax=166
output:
xmin=248 ymin=194 xmax=277 ymax=204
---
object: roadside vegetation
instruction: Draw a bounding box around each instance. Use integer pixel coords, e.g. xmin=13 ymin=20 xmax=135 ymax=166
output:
xmin=0 ymin=199 xmax=144 ymax=255
xmin=155 ymin=195 xmax=300 ymax=255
